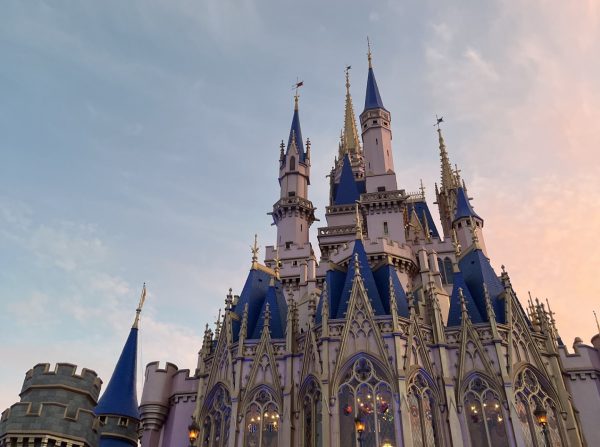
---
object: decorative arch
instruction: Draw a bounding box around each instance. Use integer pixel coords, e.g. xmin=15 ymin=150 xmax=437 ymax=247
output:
xmin=242 ymin=386 xmax=281 ymax=447
xmin=336 ymin=356 xmax=397 ymax=447
xmin=406 ymin=369 xmax=440 ymax=447
xmin=299 ymin=376 xmax=322 ymax=447
xmin=200 ymin=383 xmax=232 ymax=447
xmin=460 ymin=373 xmax=509 ymax=447
xmin=512 ymin=366 xmax=565 ymax=447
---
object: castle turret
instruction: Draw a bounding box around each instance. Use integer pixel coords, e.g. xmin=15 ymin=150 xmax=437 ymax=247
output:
xmin=452 ymin=186 xmax=487 ymax=256
xmin=95 ymin=286 xmax=146 ymax=447
xmin=359 ymin=44 xmax=397 ymax=193
xmin=271 ymin=94 xmax=317 ymax=250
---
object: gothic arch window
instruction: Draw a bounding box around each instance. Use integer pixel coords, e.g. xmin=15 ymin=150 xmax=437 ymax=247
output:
xmin=463 ymin=375 xmax=508 ymax=447
xmin=290 ymin=156 xmax=296 ymax=171
xmin=514 ymin=368 xmax=564 ymax=447
xmin=244 ymin=388 xmax=280 ymax=447
xmin=437 ymin=258 xmax=447 ymax=284
xmin=407 ymin=371 xmax=438 ymax=447
xmin=201 ymin=385 xmax=232 ymax=447
xmin=443 ymin=258 xmax=453 ymax=284
xmin=301 ymin=378 xmax=322 ymax=447
xmin=337 ymin=357 xmax=396 ymax=447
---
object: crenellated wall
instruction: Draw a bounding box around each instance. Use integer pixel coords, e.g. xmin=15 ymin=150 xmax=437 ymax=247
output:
xmin=0 ymin=363 xmax=102 ymax=447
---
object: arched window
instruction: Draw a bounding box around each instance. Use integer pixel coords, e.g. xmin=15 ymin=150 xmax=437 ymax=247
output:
xmin=337 ymin=357 xmax=396 ymax=447
xmin=514 ymin=368 xmax=564 ymax=447
xmin=437 ymin=258 xmax=447 ymax=284
xmin=290 ymin=156 xmax=296 ymax=171
xmin=443 ymin=258 xmax=453 ymax=284
xmin=201 ymin=385 xmax=232 ymax=447
xmin=302 ymin=378 xmax=322 ymax=447
xmin=463 ymin=376 xmax=508 ymax=447
xmin=407 ymin=371 xmax=437 ymax=446
xmin=244 ymin=389 xmax=279 ymax=447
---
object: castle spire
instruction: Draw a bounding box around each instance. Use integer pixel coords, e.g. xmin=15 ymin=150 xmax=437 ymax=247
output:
xmin=95 ymin=287 xmax=144 ymax=443
xmin=435 ymin=118 xmax=456 ymax=192
xmin=287 ymin=86 xmax=305 ymax=160
xmin=340 ymin=66 xmax=362 ymax=158
xmin=363 ymin=40 xmax=385 ymax=112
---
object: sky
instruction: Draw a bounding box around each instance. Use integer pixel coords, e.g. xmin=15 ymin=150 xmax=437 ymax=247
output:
xmin=1 ymin=1 xmax=599 ymax=411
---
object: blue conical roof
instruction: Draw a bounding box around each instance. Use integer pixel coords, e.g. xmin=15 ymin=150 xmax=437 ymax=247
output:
xmin=287 ymin=102 xmax=305 ymax=162
xmin=251 ymin=283 xmax=288 ymax=339
xmin=335 ymin=239 xmax=386 ymax=318
xmin=372 ymin=264 xmax=410 ymax=317
xmin=454 ymin=187 xmax=482 ymax=222
xmin=447 ymin=269 xmax=484 ymax=326
xmin=95 ymin=327 xmax=139 ymax=419
xmin=364 ymin=67 xmax=385 ymax=112
xmin=334 ymin=155 xmax=361 ymax=205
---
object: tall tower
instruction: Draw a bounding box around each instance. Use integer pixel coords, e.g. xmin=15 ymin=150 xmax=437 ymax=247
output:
xmin=434 ymin=126 xmax=461 ymax=238
xmin=94 ymin=288 xmax=145 ymax=447
xmin=359 ymin=44 xmax=397 ymax=193
xmin=270 ymin=94 xmax=317 ymax=250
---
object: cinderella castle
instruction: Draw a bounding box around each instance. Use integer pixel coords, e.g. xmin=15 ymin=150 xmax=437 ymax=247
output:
xmin=2 ymin=48 xmax=600 ymax=447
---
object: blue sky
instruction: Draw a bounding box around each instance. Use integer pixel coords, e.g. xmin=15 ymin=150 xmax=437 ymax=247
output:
xmin=1 ymin=1 xmax=599 ymax=410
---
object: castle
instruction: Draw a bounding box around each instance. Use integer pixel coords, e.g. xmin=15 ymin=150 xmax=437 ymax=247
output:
xmin=2 ymin=49 xmax=600 ymax=447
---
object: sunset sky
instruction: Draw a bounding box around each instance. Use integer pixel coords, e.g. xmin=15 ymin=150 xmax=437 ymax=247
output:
xmin=1 ymin=1 xmax=599 ymax=410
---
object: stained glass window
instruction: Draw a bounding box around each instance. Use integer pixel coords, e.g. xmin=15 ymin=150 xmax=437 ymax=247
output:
xmin=243 ymin=389 xmax=280 ymax=447
xmin=407 ymin=371 xmax=437 ymax=447
xmin=463 ymin=376 xmax=508 ymax=447
xmin=337 ymin=357 xmax=396 ymax=447
xmin=302 ymin=378 xmax=322 ymax=447
xmin=201 ymin=385 xmax=232 ymax=447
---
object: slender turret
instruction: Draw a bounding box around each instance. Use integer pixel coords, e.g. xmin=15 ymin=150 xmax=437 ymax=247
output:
xmin=95 ymin=285 xmax=146 ymax=446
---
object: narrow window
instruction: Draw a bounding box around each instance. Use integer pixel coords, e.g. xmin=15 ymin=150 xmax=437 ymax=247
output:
xmin=290 ymin=156 xmax=296 ymax=171
xmin=376 ymin=138 xmax=378 ymax=145
xmin=383 ymin=222 xmax=389 ymax=235
xmin=377 ymin=186 xmax=386 ymax=192
xmin=286 ymin=242 xmax=292 ymax=249
xmin=288 ymin=191 xmax=296 ymax=197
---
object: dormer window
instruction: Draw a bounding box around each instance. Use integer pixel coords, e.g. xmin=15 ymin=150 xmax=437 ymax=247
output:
xmin=289 ymin=156 xmax=296 ymax=171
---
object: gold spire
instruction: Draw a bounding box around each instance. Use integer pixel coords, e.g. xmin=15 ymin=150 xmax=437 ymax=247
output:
xmin=339 ymin=66 xmax=362 ymax=158
xmin=435 ymin=116 xmax=456 ymax=192
xmin=273 ymin=247 xmax=281 ymax=281
xmin=354 ymin=201 xmax=363 ymax=239
xmin=367 ymin=36 xmax=373 ymax=69
xmin=132 ymin=283 xmax=147 ymax=329
xmin=251 ymin=234 xmax=259 ymax=269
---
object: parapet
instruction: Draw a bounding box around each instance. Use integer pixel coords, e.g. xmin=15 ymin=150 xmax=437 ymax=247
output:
xmin=22 ymin=363 xmax=102 ymax=402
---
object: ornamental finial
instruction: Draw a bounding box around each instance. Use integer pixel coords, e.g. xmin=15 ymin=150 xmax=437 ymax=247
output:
xmin=274 ymin=247 xmax=281 ymax=280
xmin=251 ymin=234 xmax=259 ymax=268
xmin=132 ymin=283 xmax=147 ymax=329
xmin=594 ymin=310 xmax=600 ymax=334
xmin=452 ymin=229 xmax=461 ymax=257
xmin=367 ymin=36 xmax=373 ymax=68
xmin=354 ymin=201 xmax=363 ymax=239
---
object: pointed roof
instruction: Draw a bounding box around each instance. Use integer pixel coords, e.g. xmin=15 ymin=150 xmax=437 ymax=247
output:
xmin=250 ymin=283 xmax=288 ymax=339
xmin=437 ymin=128 xmax=456 ymax=191
xmin=459 ymin=249 xmax=505 ymax=323
xmin=410 ymin=201 xmax=441 ymax=238
xmin=334 ymin=240 xmax=386 ymax=318
xmin=364 ymin=66 xmax=386 ymax=112
xmin=287 ymin=96 xmax=306 ymax=162
xmin=316 ymin=269 xmax=346 ymax=323
xmin=94 ymin=327 xmax=139 ymax=419
xmin=341 ymin=69 xmax=361 ymax=155
xmin=372 ymin=263 xmax=410 ymax=317
xmin=454 ymin=187 xmax=482 ymax=222
xmin=334 ymin=155 xmax=361 ymax=205
xmin=447 ymin=269 xmax=484 ymax=326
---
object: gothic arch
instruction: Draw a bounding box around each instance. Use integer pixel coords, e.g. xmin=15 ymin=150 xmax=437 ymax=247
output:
xmin=299 ymin=376 xmax=323 ymax=447
xmin=335 ymin=355 xmax=397 ymax=447
xmin=241 ymin=386 xmax=282 ymax=447
xmin=459 ymin=372 xmax=509 ymax=447
xmin=511 ymin=365 xmax=566 ymax=447
xmin=406 ymin=369 xmax=441 ymax=447
xmin=332 ymin=352 xmax=395 ymax=393
xmin=199 ymin=383 xmax=233 ymax=447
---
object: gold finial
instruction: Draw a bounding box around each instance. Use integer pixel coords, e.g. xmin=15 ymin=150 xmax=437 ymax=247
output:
xmin=274 ymin=247 xmax=281 ymax=280
xmin=251 ymin=234 xmax=259 ymax=268
xmin=367 ymin=36 xmax=373 ymax=68
xmin=458 ymin=287 xmax=470 ymax=322
xmin=132 ymin=283 xmax=147 ymax=329
xmin=353 ymin=252 xmax=361 ymax=276
xmin=354 ymin=201 xmax=363 ymax=239
xmin=452 ymin=228 xmax=461 ymax=257
xmin=469 ymin=218 xmax=480 ymax=248
xmin=345 ymin=65 xmax=351 ymax=92
xmin=422 ymin=209 xmax=431 ymax=242
xmin=594 ymin=310 xmax=600 ymax=334
xmin=279 ymin=140 xmax=285 ymax=159
xmin=419 ymin=179 xmax=426 ymax=199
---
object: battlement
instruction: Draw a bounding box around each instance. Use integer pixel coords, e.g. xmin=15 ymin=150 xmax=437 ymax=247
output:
xmin=23 ymin=363 xmax=102 ymax=401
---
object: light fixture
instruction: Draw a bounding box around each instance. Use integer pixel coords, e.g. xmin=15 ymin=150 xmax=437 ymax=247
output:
xmin=188 ymin=416 xmax=200 ymax=446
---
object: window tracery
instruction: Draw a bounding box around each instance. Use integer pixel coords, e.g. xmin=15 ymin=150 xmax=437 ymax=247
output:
xmin=514 ymin=369 xmax=563 ymax=447
xmin=244 ymin=389 xmax=280 ymax=447
xmin=463 ymin=376 xmax=508 ymax=447
xmin=201 ymin=385 xmax=232 ymax=447
xmin=407 ymin=371 xmax=437 ymax=447
xmin=337 ymin=357 xmax=396 ymax=447
xmin=301 ymin=378 xmax=322 ymax=447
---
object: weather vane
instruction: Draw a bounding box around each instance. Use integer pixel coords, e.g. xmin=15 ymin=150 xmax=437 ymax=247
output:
xmin=292 ymin=78 xmax=304 ymax=99
xmin=434 ymin=115 xmax=444 ymax=130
